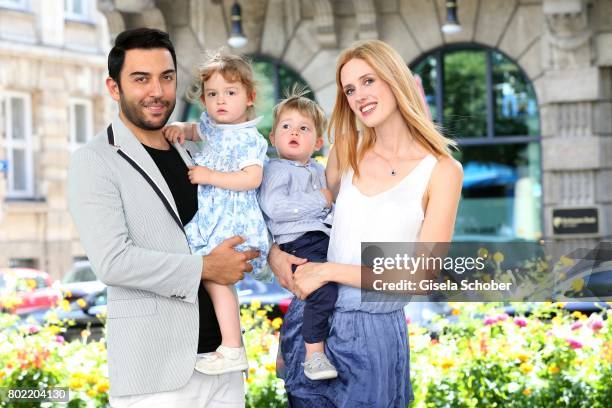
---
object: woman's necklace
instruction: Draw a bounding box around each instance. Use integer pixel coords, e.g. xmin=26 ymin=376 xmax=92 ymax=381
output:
xmin=371 ymin=150 xmax=397 ymax=176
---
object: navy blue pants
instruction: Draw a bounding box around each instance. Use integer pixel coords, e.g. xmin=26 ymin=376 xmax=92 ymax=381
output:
xmin=280 ymin=231 xmax=338 ymax=344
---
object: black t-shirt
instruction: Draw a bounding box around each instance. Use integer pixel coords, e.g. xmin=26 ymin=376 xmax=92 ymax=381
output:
xmin=143 ymin=143 xmax=222 ymax=353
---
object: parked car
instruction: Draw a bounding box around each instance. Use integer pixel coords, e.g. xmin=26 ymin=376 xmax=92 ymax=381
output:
xmin=236 ymin=273 xmax=293 ymax=318
xmin=62 ymin=260 xmax=97 ymax=284
xmin=23 ymin=284 xmax=107 ymax=342
xmin=0 ymin=268 xmax=61 ymax=314
xmin=59 ymin=261 xmax=104 ymax=303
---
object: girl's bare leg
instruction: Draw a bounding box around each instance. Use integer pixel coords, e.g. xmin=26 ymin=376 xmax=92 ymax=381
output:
xmin=203 ymin=281 xmax=242 ymax=348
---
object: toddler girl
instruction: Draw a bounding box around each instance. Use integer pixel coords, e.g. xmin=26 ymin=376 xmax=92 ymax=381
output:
xmin=163 ymin=51 xmax=270 ymax=375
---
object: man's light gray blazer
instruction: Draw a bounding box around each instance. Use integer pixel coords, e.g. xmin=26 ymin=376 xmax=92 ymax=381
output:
xmin=68 ymin=116 xmax=203 ymax=397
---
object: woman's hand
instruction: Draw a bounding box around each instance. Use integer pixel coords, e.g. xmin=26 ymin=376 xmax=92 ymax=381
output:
xmin=268 ymin=244 xmax=306 ymax=293
xmin=188 ymin=165 xmax=214 ymax=185
xmin=294 ymin=262 xmax=329 ymax=300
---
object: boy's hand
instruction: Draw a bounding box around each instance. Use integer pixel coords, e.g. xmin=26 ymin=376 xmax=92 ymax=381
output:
xmin=162 ymin=124 xmax=187 ymax=144
xmin=188 ymin=165 xmax=214 ymax=185
xmin=321 ymin=188 xmax=333 ymax=208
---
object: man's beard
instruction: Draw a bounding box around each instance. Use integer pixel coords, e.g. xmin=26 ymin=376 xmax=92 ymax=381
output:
xmin=119 ymin=93 xmax=175 ymax=131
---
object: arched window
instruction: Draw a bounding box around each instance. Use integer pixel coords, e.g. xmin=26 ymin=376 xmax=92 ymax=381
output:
xmin=182 ymin=56 xmax=313 ymax=152
xmin=412 ymin=45 xmax=541 ymax=241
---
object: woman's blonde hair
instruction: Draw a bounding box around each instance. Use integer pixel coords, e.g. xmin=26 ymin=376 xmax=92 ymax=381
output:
xmin=187 ymin=49 xmax=256 ymax=119
xmin=272 ymin=85 xmax=327 ymax=139
xmin=328 ymin=40 xmax=457 ymax=176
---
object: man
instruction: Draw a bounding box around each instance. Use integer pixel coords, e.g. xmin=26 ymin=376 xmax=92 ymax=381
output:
xmin=68 ymin=28 xmax=260 ymax=407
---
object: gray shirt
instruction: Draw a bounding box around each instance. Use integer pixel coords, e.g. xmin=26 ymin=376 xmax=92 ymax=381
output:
xmin=258 ymin=158 xmax=332 ymax=244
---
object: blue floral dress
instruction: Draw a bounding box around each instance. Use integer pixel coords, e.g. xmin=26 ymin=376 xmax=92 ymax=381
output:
xmin=185 ymin=112 xmax=271 ymax=280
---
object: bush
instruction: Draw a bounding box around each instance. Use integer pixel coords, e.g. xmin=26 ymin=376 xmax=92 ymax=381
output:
xmin=0 ymin=301 xmax=608 ymax=407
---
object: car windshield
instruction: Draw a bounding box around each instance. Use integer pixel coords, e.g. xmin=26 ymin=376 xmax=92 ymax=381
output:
xmin=63 ymin=265 xmax=96 ymax=283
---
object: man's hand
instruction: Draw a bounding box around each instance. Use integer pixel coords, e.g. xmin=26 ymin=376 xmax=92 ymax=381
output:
xmin=202 ymin=236 xmax=259 ymax=285
xmin=268 ymin=244 xmax=307 ymax=293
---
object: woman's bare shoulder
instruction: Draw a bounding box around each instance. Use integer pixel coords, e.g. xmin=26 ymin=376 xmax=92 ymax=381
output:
xmin=430 ymin=155 xmax=463 ymax=188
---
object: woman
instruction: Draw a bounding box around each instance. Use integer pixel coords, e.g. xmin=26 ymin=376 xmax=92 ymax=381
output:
xmin=270 ymin=40 xmax=463 ymax=407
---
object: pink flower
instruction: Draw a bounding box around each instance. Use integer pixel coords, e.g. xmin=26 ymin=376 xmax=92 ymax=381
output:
xmin=497 ymin=313 xmax=509 ymax=322
xmin=28 ymin=326 xmax=39 ymax=334
xmin=405 ymin=316 xmax=411 ymax=325
xmin=484 ymin=316 xmax=498 ymax=326
xmin=56 ymin=335 xmax=65 ymax=344
xmin=514 ymin=317 xmax=527 ymax=328
xmin=588 ymin=317 xmax=603 ymax=332
xmin=567 ymin=338 xmax=583 ymax=349
xmin=571 ymin=321 xmax=583 ymax=331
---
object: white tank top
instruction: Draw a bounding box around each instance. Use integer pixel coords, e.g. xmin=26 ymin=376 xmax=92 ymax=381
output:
xmin=328 ymin=153 xmax=438 ymax=311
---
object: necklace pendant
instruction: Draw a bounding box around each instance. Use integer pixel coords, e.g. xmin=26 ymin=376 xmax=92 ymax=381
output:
xmin=391 ymin=169 xmax=396 ymax=176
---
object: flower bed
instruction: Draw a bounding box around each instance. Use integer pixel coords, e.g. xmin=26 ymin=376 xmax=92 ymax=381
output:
xmin=0 ymin=302 xmax=608 ymax=407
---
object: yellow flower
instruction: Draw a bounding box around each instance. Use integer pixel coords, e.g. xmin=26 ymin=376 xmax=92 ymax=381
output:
xmin=257 ymin=310 xmax=267 ymax=317
xmin=0 ymin=371 xmax=5 ymax=379
xmin=520 ymin=362 xmax=533 ymax=374
xmin=272 ymin=317 xmax=283 ymax=330
xmin=553 ymin=302 xmax=566 ymax=308
xmin=552 ymin=316 xmax=563 ymax=325
xmin=516 ymin=352 xmax=529 ymax=363
xmin=60 ymin=300 xmax=71 ymax=312
xmin=63 ymin=290 xmax=72 ymax=298
xmin=69 ymin=377 xmax=86 ymax=390
xmin=571 ymin=278 xmax=584 ymax=292
xmin=523 ymin=388 xmax=532 ymax=396
xmin=548 ymin=364 xmax=560 ymax=374
xmin=86 ymin=373 xmax=97 ymax=384
xmin=250 ymin=300 xmax=261 ymax=311
xmin=451 ymin=309 xmax=460 ymax=316
xmin=76 ymin=298 xmax=87 ymax=308
xmin=572 ymin=311 xmax=584 ymax=320
xmin=81 ymin=329 xmax=91 ymax=340
xmin=477 ymin=248 xmax=489 ymax=259
xmin=86 ymin=389 xmax=97 ymax=398
xmin=27 ymin=279 xmax=37 ymax=290
xmin=560 ymin=256 xmax=574 ymax=267
xmin=265 ymin=363 xmax=275 ymax=372
xmin=441 ymin=358 xmax=455 ymax=370
xmin=248 ymin=367 xmax=256 ymax=375
xmin=95 ymin=380 xmax=109 ymax=393
xmin=493 ymin=252 xmax=504 ymax=264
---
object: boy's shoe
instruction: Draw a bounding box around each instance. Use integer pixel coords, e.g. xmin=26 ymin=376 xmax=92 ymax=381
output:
xmin=302 ymin=352 xmax=338 ymax=380
xmin=195 ymin=345 xmax=248 ymax=375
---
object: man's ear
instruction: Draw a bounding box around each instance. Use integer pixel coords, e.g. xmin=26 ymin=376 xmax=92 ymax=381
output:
xmin=247 ymin=90 xmax=257 ymax=107
xmin=106 ymin=77 xmax=121 ymax=102
xmin=269 ymin=131 xmax=275 ymax=146
xmin=314 ymin=137 xmax=324 ymax=151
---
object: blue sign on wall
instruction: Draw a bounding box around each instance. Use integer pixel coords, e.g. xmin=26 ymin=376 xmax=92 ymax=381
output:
xmin=0 ymin=160 xmax=7 ymax=173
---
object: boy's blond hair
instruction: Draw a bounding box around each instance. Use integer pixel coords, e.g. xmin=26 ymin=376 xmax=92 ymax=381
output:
xmin=272 ymin=85 xmax=327 ymax=139
xmin=187 ymin=49 xmax=256 ymax=119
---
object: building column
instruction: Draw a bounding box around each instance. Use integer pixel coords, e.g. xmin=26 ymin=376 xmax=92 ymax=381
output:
xmin=541 ymin=0 xmax=612 ymax=251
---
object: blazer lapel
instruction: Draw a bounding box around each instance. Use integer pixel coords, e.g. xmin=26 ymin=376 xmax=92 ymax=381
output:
xmin=109 ymin=116 xmax=182 ymax=229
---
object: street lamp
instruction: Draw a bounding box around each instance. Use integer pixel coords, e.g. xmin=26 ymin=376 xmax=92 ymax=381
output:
xmin=227 ymin=1 xmax=248 ymax=48
xmin=441 ymin=0 xmax=462 ymax=35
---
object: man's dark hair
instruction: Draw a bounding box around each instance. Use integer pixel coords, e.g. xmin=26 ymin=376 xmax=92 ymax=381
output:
xmin=108 ymin=28 xmax=177 ymax=87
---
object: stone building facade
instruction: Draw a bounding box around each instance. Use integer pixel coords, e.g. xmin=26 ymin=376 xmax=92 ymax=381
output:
xmin=0 ymin=0 xmax=111 ymax=279
xmin=1 ymin=0 xmax=610 ymax=278
xmin=98 ymin=0 xmax=612 ymax=251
